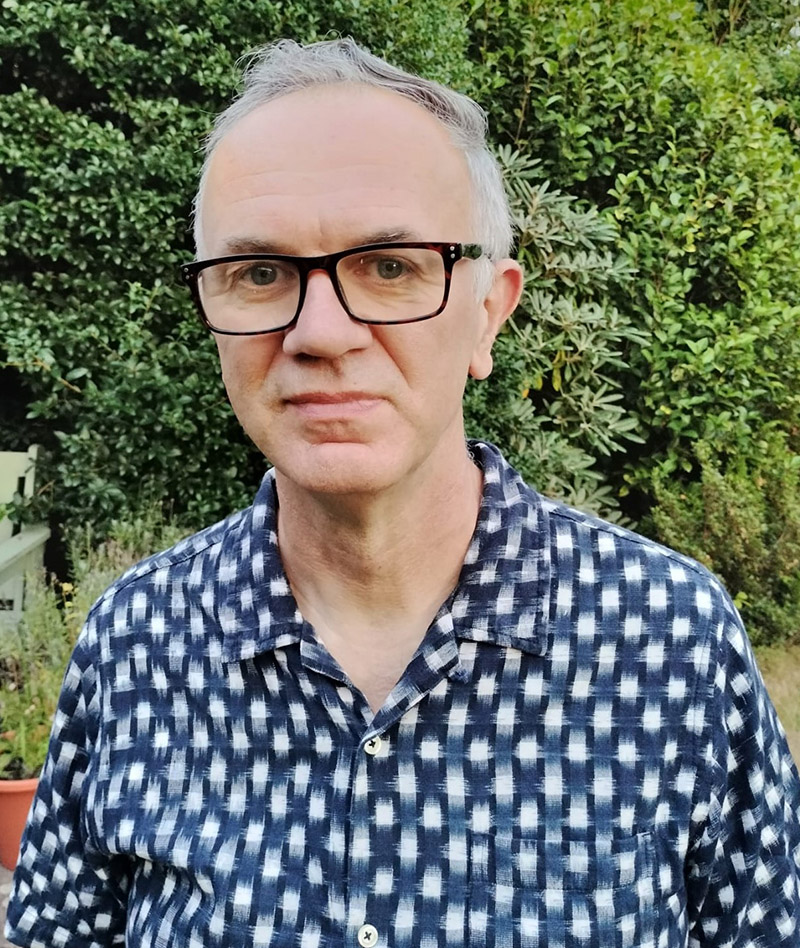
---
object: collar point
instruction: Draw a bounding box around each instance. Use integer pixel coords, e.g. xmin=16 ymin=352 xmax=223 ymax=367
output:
xmin=447 ymin=661 xmax=471 ymax=683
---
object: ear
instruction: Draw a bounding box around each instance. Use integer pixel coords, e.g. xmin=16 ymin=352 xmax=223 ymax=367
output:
xmin=469 ymin=259 xmax=524 ymax=380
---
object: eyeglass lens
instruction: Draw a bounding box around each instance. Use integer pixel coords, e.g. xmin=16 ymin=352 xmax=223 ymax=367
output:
xmin=197 ymin=246 xmax=447 ymax=332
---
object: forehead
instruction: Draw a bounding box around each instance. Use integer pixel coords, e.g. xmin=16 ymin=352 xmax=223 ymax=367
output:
xmin=201 ymin=84 xmax=473 ymax=254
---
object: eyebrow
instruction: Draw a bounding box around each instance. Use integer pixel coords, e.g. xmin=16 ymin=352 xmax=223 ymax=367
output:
xmin=219 ymin=237 xmax=292 ymax=255
xmin=218 ymin=230 xmax=421 ymax=257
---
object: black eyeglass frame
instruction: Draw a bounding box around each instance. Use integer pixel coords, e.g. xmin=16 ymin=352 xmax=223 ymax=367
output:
xmin=179 ymin=241 xmax=485 ymax=335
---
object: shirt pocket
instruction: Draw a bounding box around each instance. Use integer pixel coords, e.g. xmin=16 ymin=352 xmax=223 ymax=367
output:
xmin=468 ymin=831 xmax=665 ymax=948
xmin=509 ymin=831 xmax=654 ymax=892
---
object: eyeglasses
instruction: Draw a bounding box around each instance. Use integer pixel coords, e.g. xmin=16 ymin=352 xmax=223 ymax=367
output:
xmin=180 ymin=241 xmax=485 ymax=335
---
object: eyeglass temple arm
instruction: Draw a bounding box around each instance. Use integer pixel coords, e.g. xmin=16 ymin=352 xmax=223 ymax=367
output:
xmin=462 ymin=244 xmax=485 ymax=260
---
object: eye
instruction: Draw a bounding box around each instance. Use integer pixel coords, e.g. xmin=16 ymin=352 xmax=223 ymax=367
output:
xmin=374 ymin=258 xmax=407 ymax=280
xmin=244 ymin=264 xmax=278 ymax=286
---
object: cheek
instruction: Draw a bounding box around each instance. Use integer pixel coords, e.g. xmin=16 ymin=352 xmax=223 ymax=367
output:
xmin=430 ymin=306 xmax=483 ymax=379
xmin=386 ymin=324 xmax=473 ymax=407
xmin=216 ymin=336 xmax=280 ymax=400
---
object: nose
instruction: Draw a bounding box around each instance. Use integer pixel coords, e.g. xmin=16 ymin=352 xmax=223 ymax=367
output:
xmin=282 ymin=269 xmax=373 ymax=358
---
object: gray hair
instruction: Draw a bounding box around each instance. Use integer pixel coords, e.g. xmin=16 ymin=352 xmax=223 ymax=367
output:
xmin=192 ymin=38 xmax=513 ymax=293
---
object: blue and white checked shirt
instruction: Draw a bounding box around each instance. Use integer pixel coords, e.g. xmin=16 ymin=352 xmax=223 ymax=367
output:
xmin=7 ymin=441 xmax=800 ymax=948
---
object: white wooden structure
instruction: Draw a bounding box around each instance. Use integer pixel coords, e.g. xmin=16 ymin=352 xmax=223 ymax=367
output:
xmin=0 ymin=446 xmax=50 ymax=625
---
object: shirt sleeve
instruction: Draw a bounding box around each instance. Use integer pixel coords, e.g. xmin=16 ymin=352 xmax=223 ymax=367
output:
xmin=686 ymin=609 xmax=800 ymax=946
xmin=4 ymin=621 xmax=130 ymax=948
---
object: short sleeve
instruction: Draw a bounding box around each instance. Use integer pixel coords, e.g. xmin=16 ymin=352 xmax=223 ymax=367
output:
xmin=4 ymin=622 xmax=130 ymax=948
xmin=686 ymin=610 xmax=800 ymax=946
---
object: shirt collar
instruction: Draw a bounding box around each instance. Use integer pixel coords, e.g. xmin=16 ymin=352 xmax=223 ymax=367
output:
xmin=217 ymin=440 xmax=551 ymax=663
xmin=450 ymin=441 xmax=550 ymax=656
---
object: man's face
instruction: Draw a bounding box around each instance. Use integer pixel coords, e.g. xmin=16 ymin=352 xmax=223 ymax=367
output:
xmin=201 ymin=84 xmax=520 ymax=496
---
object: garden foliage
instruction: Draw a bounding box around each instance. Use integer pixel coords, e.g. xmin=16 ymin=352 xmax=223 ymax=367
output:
xmin=0 ymin=0 xmax=471 ymax=529
xmin=650 ymin=436 xmax=800 ymax=647
xmin=468 ymin=0 xmax=800 ymax=483
xmin=464 ymin=148 xmax=644 ymax=515
xmin=0 ymin=505 xmax=188 ymax=778
xmin=3 ymin=0 xmax=800 ymax=643
xmin=0 ymin=572 xmax=75 ymax=778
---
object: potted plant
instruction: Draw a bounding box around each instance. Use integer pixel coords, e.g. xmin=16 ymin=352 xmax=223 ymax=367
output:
xmin=0 ymin=574 xmax=77 ymax=870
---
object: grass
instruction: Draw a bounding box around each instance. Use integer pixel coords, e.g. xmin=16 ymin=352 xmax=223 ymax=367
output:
xmin=755 ymin=643 xmax=800 ymax=766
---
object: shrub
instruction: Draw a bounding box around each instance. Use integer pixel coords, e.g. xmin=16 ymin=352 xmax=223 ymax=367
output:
xmin=609 ymin=48 xmax=800 ymax=483
xmin=0 ymin=0 xmax=471 ymax=535
xmin=467 ymin=0 xmax=800 ymax=503
xmin=649 ymin=435 xmax=800 ymax=646
xmin=465 ymin=148 xmax=645 ymax=516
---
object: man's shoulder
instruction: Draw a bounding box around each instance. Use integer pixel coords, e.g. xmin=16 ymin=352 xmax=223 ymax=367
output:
xmin=542 ymin=492 xmax=706 ymax=569
xmin=475 ymin=440 xmax=735 ymax=622
xmin=86 ymin=500 xmax=254 ymax=621
xmin=539 ymin=490 xmax=736 ymax=621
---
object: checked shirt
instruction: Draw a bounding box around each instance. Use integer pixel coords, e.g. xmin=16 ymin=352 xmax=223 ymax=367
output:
xmin=6 ymin=440 xmax=800 ymax=948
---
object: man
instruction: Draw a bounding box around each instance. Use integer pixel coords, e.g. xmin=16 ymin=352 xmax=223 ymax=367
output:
xmin=6 ymin=37 xmax=800 ymax=948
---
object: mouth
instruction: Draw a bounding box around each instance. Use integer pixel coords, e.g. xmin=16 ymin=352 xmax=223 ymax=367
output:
xmin=285 ymin=391 xmax=385 ymax=418
xmin=287 ymin=391 xmax=380 ymax=404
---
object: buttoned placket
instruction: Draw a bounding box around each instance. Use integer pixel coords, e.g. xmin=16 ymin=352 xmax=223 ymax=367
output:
xmin=273 ymin=586 xmax=474 ymax=946
xmin=346 ymin=723 xmax=389 ymax=948
xmin=339 ymin=619 xmax=469 ymax=947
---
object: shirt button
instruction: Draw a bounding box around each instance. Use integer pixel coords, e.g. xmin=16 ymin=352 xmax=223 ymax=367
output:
xmin=357 ymin=923 xmax=379 ymax=946
xmin=364 ymin=736 xmax=383 ymax=756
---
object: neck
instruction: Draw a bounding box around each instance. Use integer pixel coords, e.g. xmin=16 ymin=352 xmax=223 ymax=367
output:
xmin=275 ymin=442 xmax=483 ymax=709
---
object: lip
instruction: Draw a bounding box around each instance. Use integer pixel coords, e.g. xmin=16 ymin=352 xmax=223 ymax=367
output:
xmin=287 ymin=391 xmax=380 ymax=404
xmin=285 ymin=391 xmax=385 ymax=417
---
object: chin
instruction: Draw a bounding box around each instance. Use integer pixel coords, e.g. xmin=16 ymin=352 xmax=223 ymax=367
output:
xmin=268 ymin=441 xmax=410 ymax=497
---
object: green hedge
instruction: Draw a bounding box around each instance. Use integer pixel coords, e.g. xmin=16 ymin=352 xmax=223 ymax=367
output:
xmin=468 ymin=0 xmax=800 ymax=485
xmin=0 ymin=0 xmax=471 ymax=528
xmin=650 ymin=435 xmax=800 ymax=646
xmin=4 ymin=0 xmax=800 ymax=641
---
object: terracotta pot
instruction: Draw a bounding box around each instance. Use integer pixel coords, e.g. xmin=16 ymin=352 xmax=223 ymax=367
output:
xmin=0 ymin=778 xmax=38 ymax=870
